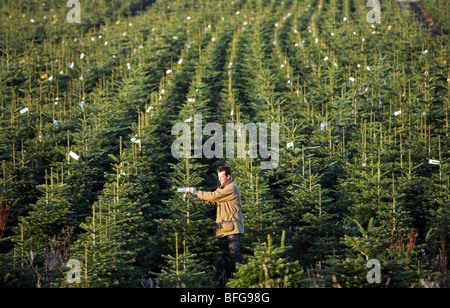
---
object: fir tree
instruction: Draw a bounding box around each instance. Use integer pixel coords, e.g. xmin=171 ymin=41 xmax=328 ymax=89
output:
xmin=227 ymin=232 xmax=306 ymax=288
xmin=17 ymin=167 xmax=73 ymax=250
xmin=152 ymin=233 xmax=214 ymax=288
xmin=56 ymin=137 xmax=149 ymax=287
xmin=228 ymin=154 xmax=281 ymax=251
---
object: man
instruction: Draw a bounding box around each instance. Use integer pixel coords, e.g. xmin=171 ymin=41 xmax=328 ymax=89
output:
xmin=185 ymin=166 xmax=244 ymax=271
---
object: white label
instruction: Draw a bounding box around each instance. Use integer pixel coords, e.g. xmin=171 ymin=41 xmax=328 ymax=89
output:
xmin=69 ymin=151 xmax=79 ymax=160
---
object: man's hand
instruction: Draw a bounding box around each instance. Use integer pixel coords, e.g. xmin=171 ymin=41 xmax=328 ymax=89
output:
xmin=183 ymin=188 xmax=197 ymax=201
xmin=189 ymin=187 xmax=198 ymax=195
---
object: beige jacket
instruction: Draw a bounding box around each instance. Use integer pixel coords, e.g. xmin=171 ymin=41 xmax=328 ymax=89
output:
xmin=196 ymin=180 xmax=244 ymax=237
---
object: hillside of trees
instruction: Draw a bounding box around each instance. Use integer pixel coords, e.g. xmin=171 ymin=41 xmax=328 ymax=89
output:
xmin=0 ymin=0 xmax=449 ymax=288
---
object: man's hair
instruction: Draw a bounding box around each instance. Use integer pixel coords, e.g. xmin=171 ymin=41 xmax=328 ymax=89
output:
xmin=217 ymin=165 xmax=231 ymax=177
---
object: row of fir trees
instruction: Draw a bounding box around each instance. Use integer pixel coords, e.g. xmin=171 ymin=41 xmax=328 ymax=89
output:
xmin=0 ymin=0 xmax=449 ymax=287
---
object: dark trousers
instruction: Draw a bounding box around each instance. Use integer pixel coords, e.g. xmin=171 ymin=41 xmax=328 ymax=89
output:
xmin=221 ymin=234 xmax=242 ymax=278
xmin=227 ymin=234 xmax=242 ymax=265
xmin=215 ymin=234 xmax=242 ymax=283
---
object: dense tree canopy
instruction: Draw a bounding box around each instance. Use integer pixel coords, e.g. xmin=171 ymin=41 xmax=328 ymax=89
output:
xmin=0 ymin=0 xmax=449 ymax=288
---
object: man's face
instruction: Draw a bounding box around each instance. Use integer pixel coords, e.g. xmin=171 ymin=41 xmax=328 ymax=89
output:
xmin=218 ymin=171 xmax=230 ymax=186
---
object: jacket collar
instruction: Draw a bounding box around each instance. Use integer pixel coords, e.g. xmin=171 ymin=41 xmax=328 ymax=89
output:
xmin=218 ymin=179 xmax=233 ymax=189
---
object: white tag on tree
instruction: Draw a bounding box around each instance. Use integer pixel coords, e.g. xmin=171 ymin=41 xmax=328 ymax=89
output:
xmin=130 ymin=135 xmax=140 ymax=143
xmin=177 ymin=188 xmax=189 ymax=192
xmin=429 ymin=159 xmax=440 ymax=165
xmin=20 ymin=108 xmax=29 ymax=114
xmin=69 ymin=151 xmax=80 ymax=160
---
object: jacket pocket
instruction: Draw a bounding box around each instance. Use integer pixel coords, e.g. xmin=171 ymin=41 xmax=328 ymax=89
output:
xmin=216 ymin=220 xmax=235 ymax=233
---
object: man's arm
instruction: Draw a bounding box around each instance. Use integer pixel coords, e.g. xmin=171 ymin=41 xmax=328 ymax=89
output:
xmin=184 ymin=191 xmax=216 ymax=206
xmin=190 ymin=198 xmax=216 ymax=206
xmin=190 ymin=185 xmax=235 ymax=203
